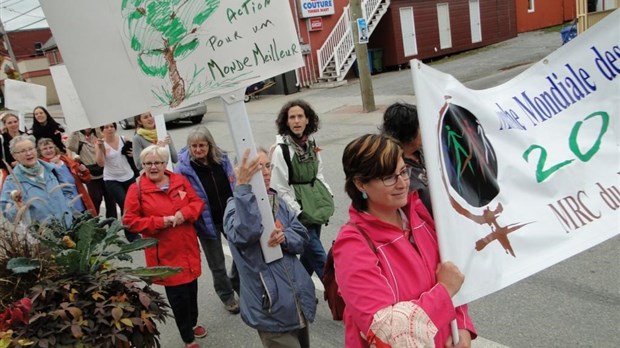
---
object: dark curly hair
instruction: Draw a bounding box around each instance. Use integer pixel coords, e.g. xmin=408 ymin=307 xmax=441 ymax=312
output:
xmin=380 ymin=102 xmax=419 ymax=144
xmin=342 ymin=134 xmax=403 ymax=211
xmin=275 ymin=100 xmax=320 ymax=136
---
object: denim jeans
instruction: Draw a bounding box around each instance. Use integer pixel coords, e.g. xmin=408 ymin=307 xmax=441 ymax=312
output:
xmin=198 ymin=228 xmax=237 ymax=305
xmin=300 ymin=223 xmax=327 ymax=280
xmin=165 ymin=279 xmax=198 ymax=343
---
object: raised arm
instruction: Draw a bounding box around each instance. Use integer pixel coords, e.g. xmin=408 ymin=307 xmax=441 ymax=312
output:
xmin=95 ymin=138 xmax=105 ymax=167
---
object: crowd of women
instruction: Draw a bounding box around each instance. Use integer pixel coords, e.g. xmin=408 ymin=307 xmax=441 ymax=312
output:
xmin=0 ymin=101 xmax=476 ymax=348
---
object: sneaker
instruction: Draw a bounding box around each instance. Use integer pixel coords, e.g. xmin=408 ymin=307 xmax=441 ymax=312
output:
xmin=193 ymin=325 xmax=207 ymax=338
xmin=224 ymin=300 xmax=240 ymax=314
xmin=185 ymin=342 xmax=199 ymax=348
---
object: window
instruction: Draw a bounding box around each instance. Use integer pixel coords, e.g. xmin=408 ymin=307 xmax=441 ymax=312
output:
xmin=528 ymin=0 xmax=535 ymax=12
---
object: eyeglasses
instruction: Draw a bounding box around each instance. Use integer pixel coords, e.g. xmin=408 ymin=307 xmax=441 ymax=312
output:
xmin=143 ymin=161 xmax=166 ymax=168
xmin=13 ymin=147 xmax=36 ymax=156
xmin=381 ymin=166 xmax=412 ymax=186
xmin=190 ymin=143 xmax=209 ymax=149
xmin=262 ymin=162 xmax=274 ymax=171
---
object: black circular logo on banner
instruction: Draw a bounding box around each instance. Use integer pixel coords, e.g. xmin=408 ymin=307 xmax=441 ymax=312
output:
xmin=440 ymin=103 xmax=499 ymax=207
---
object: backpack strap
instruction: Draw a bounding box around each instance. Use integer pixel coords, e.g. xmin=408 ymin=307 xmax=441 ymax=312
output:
xmin=279 ymin=143 xmax=294 ymax=186
xmin=346 ymin=222 xmax=376 ymax=253
xmin=135 ymin=176 xmax=142 ymax=210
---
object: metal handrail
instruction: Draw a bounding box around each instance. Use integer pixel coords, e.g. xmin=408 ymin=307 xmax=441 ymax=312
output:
xmin=316 ymin=0 xmax=389 ymax=80
xmin=317 ymin=6 xmax=351 ymax=76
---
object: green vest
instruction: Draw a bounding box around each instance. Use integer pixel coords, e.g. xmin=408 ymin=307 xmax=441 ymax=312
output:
xmin=285 ymin=142 xmax=335 ymax=225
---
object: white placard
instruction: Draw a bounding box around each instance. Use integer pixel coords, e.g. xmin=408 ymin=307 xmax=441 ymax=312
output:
xmin=4 ymin=79 xmax=46 ymax=113
xmin=40 ymin=0 xmax=304 ymax=125
xmin=411 ymin=10 xmax=620 ymax=306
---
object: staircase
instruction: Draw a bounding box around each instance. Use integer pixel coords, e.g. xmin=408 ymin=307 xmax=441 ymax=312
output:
xmin=317 ymin=0 xmax=390 ymax=82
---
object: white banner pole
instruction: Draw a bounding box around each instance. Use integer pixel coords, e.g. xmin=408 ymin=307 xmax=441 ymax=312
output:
xmin=18 ymin=111 xmax=26 ymax=133
xmin=221 ymin=88 xmax=283 ymax=263
xmin=153 ymin=114 xmax=173 ymax=171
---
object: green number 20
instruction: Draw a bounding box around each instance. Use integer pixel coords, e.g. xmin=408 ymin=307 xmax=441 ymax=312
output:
xmin=522 ymin=111 xmax=609 ymax=183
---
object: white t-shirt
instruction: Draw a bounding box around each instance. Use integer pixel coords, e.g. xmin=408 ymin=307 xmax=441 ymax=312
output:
xmin=103 ymin=135 xmax=135 ymax=182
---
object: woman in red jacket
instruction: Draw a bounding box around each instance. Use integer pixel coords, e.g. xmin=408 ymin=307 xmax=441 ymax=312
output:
xmin=122 ymin=144 xmax=206 ymax=348
xmin=334 ymin=134 xmax=476 ymax=347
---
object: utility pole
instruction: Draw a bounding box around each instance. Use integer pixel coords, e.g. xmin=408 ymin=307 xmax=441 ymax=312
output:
xmin=0 ymin=18 xmax=24 ymax=81
xmin=349 ymin=0 xmax=375 ymax=112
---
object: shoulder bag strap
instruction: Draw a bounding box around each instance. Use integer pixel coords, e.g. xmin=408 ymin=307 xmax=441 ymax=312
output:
xmin=77 ymin=140 xmax=84 ymax=156
xmin=135 ymin=176 xmax=142 ymax=210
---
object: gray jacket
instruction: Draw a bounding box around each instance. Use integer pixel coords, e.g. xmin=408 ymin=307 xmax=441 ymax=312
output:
xmin=224 ymin=185 xmax=316 ymax=332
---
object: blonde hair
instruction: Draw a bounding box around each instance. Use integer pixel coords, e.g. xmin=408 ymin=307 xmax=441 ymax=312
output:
xmin=0 ymin=112 xmax=19 ymax=125
xmin=139 ymin=144 xmax=169 ymax=164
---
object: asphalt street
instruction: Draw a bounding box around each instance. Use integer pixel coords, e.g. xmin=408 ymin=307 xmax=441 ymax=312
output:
xmin=46 ymin=28 xmax=619 ymax=347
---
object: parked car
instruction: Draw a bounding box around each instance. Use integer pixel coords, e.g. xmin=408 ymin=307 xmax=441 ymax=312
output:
xmin=119 ymin=101 xmax=207 ymax=129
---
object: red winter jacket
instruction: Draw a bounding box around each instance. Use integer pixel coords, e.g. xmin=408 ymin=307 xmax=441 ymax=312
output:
xmin=333 ymin=192 xmax=476 ymax=347
xmin=123 ymin=171 xmax=204 ymax=286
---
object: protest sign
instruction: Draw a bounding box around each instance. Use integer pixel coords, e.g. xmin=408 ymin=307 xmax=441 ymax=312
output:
xmin=4 ymin=79 xmax=47 ymax=131
xmin=412 ymin=10 xmax=619 ymax=306
xmin=4 ymin=79 xmax=46 ymax=113
xmin=40 ymin=0 xmax=304 ymax=126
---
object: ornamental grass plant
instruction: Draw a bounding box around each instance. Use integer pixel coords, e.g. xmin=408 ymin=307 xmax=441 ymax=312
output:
xmin=0 ymin=213 xmax=179 ymax=348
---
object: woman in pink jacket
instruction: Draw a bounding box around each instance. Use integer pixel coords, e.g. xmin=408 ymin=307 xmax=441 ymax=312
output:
xmin=334 ymin=134 xmax=476 ymax=347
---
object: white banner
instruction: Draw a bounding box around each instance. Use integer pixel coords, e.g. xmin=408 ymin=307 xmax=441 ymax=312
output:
xmin=412 ymin=10 xmax=620 ymax=306
xmin=49 ymin=65 xmax=91 ymax=133
xmin=4 ymin=79 xmax=46 ymax=113
xmin=40 ymin=0 xmax=304 ymax=127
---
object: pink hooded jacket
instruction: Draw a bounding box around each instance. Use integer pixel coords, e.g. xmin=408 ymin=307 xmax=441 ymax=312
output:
xmin=333 ymin=192 xmax=476 ymax=347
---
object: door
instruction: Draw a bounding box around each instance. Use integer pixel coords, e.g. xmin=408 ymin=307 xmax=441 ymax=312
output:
xmin=437 ymin=3 xmax=452 ymax=49
xmin=469 ymin=0 xmax=482 ymax=43
xmin=400 ymin=7 xmax=418 ymax=57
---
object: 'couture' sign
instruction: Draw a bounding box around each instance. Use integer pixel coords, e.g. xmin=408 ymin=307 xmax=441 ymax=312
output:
xmin=299 ymin=0 xmax=335 ymax=18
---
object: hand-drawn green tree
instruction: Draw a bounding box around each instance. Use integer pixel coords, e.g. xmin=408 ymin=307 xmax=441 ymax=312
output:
xmin=121 ymin=0 xmax=220 ymax=107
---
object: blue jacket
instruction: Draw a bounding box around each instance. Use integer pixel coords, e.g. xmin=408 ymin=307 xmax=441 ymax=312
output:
xmin=174 ymin=147 xmax=236 ymax=239
xmin=224 ymin=185 xmax=316 ymax=332
xmin=0 ymin=160 xmax=75 ymax=226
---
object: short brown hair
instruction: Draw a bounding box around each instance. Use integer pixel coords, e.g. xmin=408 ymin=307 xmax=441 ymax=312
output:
xmin=342 ymin=134 xmax=403 ymax=211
